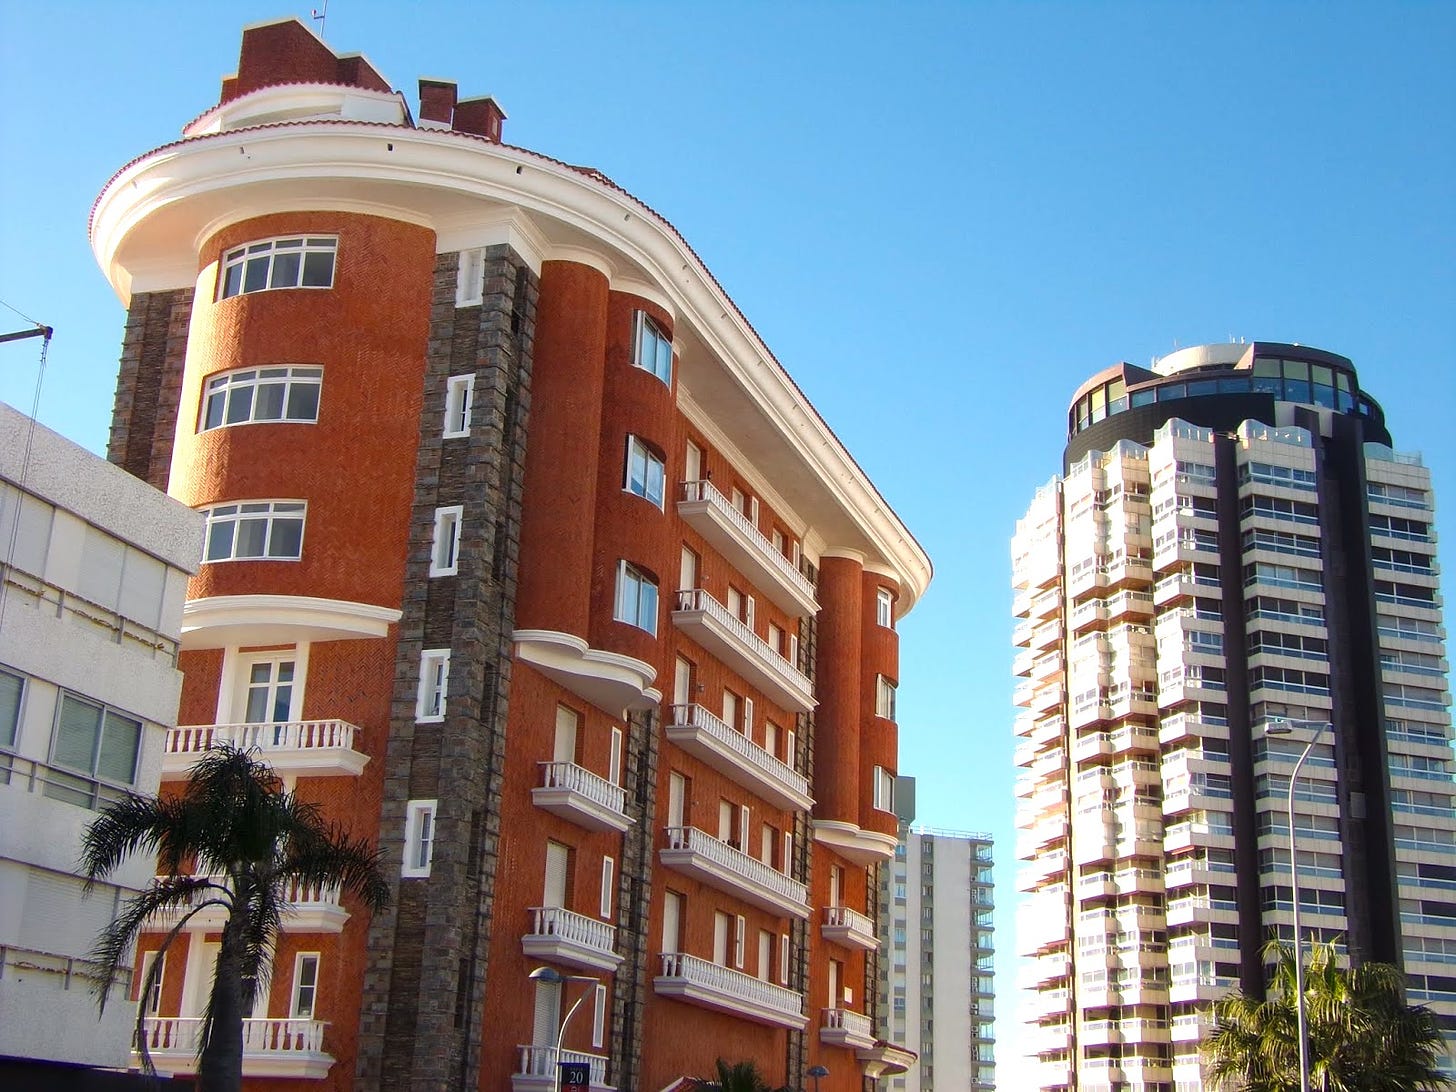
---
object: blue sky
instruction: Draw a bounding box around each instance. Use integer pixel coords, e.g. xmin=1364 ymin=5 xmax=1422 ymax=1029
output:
xmin=3 ymin=0 xmax=1454 ymax=1069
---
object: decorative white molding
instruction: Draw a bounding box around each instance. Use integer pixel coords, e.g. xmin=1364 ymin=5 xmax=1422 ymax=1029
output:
xmin=181 ymin=594 xmax=399 ymax=649
xmin=513 ymin=629 xmax=660 ymax=717
xmin=811 ymin=820 xmax=898 ymax=865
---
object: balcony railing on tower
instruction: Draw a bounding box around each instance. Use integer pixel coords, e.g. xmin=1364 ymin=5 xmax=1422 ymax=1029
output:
xmin=671 ymin=589 xmax=814 ymax=713
xmin=677 ymin=481 xmax=817 ymax=617
xmin=163 ymin=720 xmax=368 ymax=780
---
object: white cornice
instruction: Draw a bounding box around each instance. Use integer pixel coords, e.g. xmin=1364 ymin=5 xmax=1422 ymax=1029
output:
xmin=181 ymin=593 xmax=400 ymax=649
xmin=92 ymin=120 xmax=931 ymax=609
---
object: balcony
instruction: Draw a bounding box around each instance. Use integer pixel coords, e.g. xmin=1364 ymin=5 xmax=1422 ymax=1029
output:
xmin=521 ymin=906 xmax=623 ymax=973
xmin=677 ymin=481 xmax=817 ymax=617
xmin=163 ymin=721 xmax=368 ymax=780
xmin=660 ymin=827 xmax=809 ymax=918
xmin=139 ymin=1017 xmax=333 ymax=1079
xmin=654 ymin=952 xmax=806 ymax=1029
xmin=512 ymin=1046 xmax=614 ymax=1092
xmin=821 ymin=1007 xmax=877 ymax=1049
xmin=821 ymin=906 xmax=878 ymax=952
xmin=148 ymin=876 xmax=346 ymax=933
xmin=665 ymin=704 xmax=811 ymax=811
xmin=671 ymin=590 xmax=815 ymax=713
xmin=532 ymin=761 xmax=632 ymax=833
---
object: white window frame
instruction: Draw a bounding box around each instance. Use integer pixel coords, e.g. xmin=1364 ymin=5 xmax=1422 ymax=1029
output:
xmin=219 ymin=236 xmax=337 ymax=299
xmin=50 ymin=691 xmax=143 ymax=790
xmin=876 ymin=586 xmax=895 ymax=628
xmin=417 ymin=650 xmax=450 ymax=723
xmin=779 ymin=934 xmax=790 ymax=985
xmin=201 ymin=366 xmax=323 ymax=431
xmin=624 ymin=435 xmax=667 ymax=508
xmin=443 ymin=374 xmax=475 ymax=438
xmin=402 ymin=799 xmax=438 ymax=877
xmin=734 ymin=914 xmax=746 ymax=969
xmin=430 ymin=506 xmax=464 ymax=577
xmin=1 ymin=667 xmax=24 ymax=750
xmin=456 ymin=247 xmax=485 ymax=306
xmin=201 ymin=500 xmax=306 ymax=563
xmin=632 ymin=311 xmax=672 ymax=384
xmin=613 ymin=561 xmax=659 ymax=635
xmin=609 ymin=727 xmax=623 ymax=787
xmin=139 ymin=950 xmax=165 ymax=1016
xmin=873 ymin=765 xmax=896 ymax=813
xmin=290 ymin=952 xmax=320 ymax=1018
xmin=876 ymin=674 xmax=897 ymax=720
xmin=591 ymin=983 xmax=607 ymax=1048
xmin=600 ymin=856 xmax=615 ymax=918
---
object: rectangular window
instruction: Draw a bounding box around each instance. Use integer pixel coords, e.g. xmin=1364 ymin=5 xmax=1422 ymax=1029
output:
xmin=0 ymin=668 xmax=22 ymax=749
xmin=417 ymin=650 xmax=450 ymax=722
xmin=624 ymin=436 xmax=666 ymax=508
xmin=632 ymin=311 xmax=672 ymax=384
xmin=734 ymin=914 xmax=746 ymax=969
xmin=291 ymin=953 xmax=320 ymax=1018
xmin=608 ymin=727 xmax=623 ymax=786
xmin=402 ymin=799 xmax=437 ymax=877
xmin=876 ymin=675 xmax=897 ymax=720
xmin=591 ymin=983 xmax=607 ymax=1049
xmin=139 ymin=950 xmax=165 ymax=1016
xmin=430 ymin=506 xmax=464 ymax=577
xmin=443 ymin=374 xmax=475 ymax=438
xmin=873 ymin=765 xmax=896 ymax=812
xmin=202 ymin=501 xmax=306 ymax=562
xmin=456 ymin=247 xmax=485 ymax=306
xmin=201 ymin=366 xmax=322 ymax=430
xmin=219 ymin=236 xmax=337 ymax=299
xmin=779 ymin=934 xmax=790 ymax=985
xmin=876 ymin=587 xmax=895 ymax=628
xmin=600 ymin=856 xmax=615 ymax=918
xmin=51 ymin=693 xmax=142 ymax=788
xmin=613 ymin=561 xmax=658 ymax=635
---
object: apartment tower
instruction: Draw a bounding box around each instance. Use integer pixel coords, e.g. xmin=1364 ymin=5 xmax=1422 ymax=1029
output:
xmin=878 ymin=821 xmax=996 ymax=1091
xmin=1012 ymin=342 xmax=1452 ymax=1091
xmin=91 ymin=19 xmax=929 ymax=1092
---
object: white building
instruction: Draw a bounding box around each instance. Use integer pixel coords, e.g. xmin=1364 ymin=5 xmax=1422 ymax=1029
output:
xmin=880 ymin=819 xmax=996 ymax=1091
xmin=0 ymin=400 xmax=202 ymax=1070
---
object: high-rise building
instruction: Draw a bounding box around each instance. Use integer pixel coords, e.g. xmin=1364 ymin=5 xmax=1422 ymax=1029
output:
xmin=0 ymin=400 xmax=202 ymax=1079
xmin=878 ymin=816 xmax=996 ymax=1092
xmin=1012 ymin=342 xmax=1452 ymax=1091
xmin=91 ymin=19 xmax=930 ymax=1092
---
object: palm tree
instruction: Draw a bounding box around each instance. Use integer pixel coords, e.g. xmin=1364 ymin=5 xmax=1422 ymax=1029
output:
xmin=694 ymin=1058 xmax=792 ymax=1092
xmin=82 ymin=745 xmax=389 ymax=1092
xmin=1203 ymin=939 xmax=1452 ymax=1092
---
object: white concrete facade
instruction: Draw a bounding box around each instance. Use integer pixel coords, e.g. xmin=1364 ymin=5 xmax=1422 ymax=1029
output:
xmin=0 ymin=400 xmax=203 ymax=1069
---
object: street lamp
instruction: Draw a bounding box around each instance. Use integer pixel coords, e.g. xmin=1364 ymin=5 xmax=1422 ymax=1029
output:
xmin=807 ymin=1064 xmax=829 ymax=1092
xmin=1263 ymin=717 xmax=1331 ymax=1092
xmin=528 ymin=966 xmax=601 ymax=1092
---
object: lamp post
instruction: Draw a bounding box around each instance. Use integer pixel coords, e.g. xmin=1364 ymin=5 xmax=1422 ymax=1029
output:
xmin=1264 ymin=718 xmax=1330 ymax=1092
xmin=528 ymin=966 xmax=601 ymax=1092
xmin=807 ymin=1064 xmax=829 ymax=1092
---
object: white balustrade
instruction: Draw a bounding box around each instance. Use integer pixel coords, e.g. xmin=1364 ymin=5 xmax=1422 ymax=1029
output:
xmin=140 ymin=1016 xmax=327 ymax=1057
xmin=528 ymin=906 xmax=617 ymax=955
xmin=538 ymin=761 xmax=627 ymax=816
xmin=679 ymin=481 xmax=816 ymax=603
xmin=168 ymin=720 xmax=360 ymax=755
xmin=662 ymin=826 xmax=807 ymax=906
xmin=823 ymin=905 xmax=874 ymax=936
xmin=657 ymin=952 xmax=803 ymax=1021
xmin=823 ymin=1008 xmax=873 ymax=1036
xmin=668 ymin=703 xmax=809 ymax=800
xmin=516 ymin=1045 xmax=609 ymax=1084
xmin=673 ymin=589 xmax=813 ymax=704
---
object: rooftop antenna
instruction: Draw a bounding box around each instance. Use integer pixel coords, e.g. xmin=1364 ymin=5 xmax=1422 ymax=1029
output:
xmin=311 ymin=0 xmax=329 ymax=39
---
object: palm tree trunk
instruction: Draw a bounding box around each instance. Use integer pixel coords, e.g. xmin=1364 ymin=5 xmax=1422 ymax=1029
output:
xmin=196 ymin=910 xmax=248 ymax=1092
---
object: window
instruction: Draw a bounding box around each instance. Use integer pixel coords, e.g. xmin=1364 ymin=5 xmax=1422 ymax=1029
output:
xmin=873 ymin=765 xmax=896 ymax=812
xmin=430 ymin=506 xmax=464 ymax=577
xmin=734 ymin=914 xmax=746 ymax=969
xmin=242 ymin=657 xmax=296 ymax=723
xmin=591 ymin=983 xmax=607 ymax=1049
xmin=600 ymin=856 xmax=615 ymax=918
xmin=876 ymin=675 xmax=897 ymax=720
xmin=0 ymin=668 xmax=21 ymax=749
xmin=876 ymin=587 xmax=895 ymax=628
xmin=291 ymin=953 xmax=320 ymax=1018
xmin=201 ymin=366 xmax=322 ymax=431
xmin=139 ymin=951 xmax=165 ymax=1016
xmin=51 ymin=693 xmax=142 ymax=790
xmin=632 ymin=311 xmax=672 ymax=384
xmin=443 ymin=375 xmax=475 ymax=437
xmin=456 ymin=247 xmax=485 ymax=306
xmin=202 ymin=501 xmax=305 ymax=562
xmin=779 ymin=934 xmax=790 ymax=985
xmin=609 ymin=728 xmax=623 ymax=786
xmin=614 ymin=561 xmax=658 ymax=635
xmin=403 ymin=800 xmax=438 ymax=877
xmin=624 ymin=436 xmax=666 ymax=507
xmin=219 ymin=236 xmax=336 ymax=298
xmin=417 ymin=650 xmax=450 ymax=722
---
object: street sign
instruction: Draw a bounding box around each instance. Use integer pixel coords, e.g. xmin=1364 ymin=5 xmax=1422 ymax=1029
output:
xmin=560 ymin=1061 xmax=590 ymax=1092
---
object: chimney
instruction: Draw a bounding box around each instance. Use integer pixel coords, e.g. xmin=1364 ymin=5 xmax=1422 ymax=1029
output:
xmin=418 ymin=79 xmax=458 ymax=127
xmin=453 ymin=96 xmax=507 ymax=143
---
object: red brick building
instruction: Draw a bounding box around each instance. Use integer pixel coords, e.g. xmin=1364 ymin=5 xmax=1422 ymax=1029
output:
xmin=95 ymin=19 xmax=930 ymax=1092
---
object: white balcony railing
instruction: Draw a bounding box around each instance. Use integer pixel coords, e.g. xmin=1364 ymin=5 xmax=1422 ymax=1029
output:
xmin=138 ymin=1017 xmax=332 ymax=1078
xmin=672 ymin=589 xmax=815 ymax=713
xmin=164 ymin=721 xmax=368 ymax=778
xmin=522 ymin=906 xmax=622 ymax=973
xmin=678 ymin=480 xmax=817 ymax=617
xmin=148 ymin=875 xmax=346 ymax=933
xmin=514 ymin=1045 xmax=612 ymax=1090
xmin=821 ymin=905 xmax=878 ymax=951
xmin=665 ymin=703 xmax=811 ymax=811
xmin=661 ymin=826 xmax=809 ymax=918
xmin=533 ymin=761 xmax=632 ymax=833
xmin=654 ymin=952 xmax=806 ymax=1028
xmin=820 ymin=1007 xmax=877 ymax=1049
